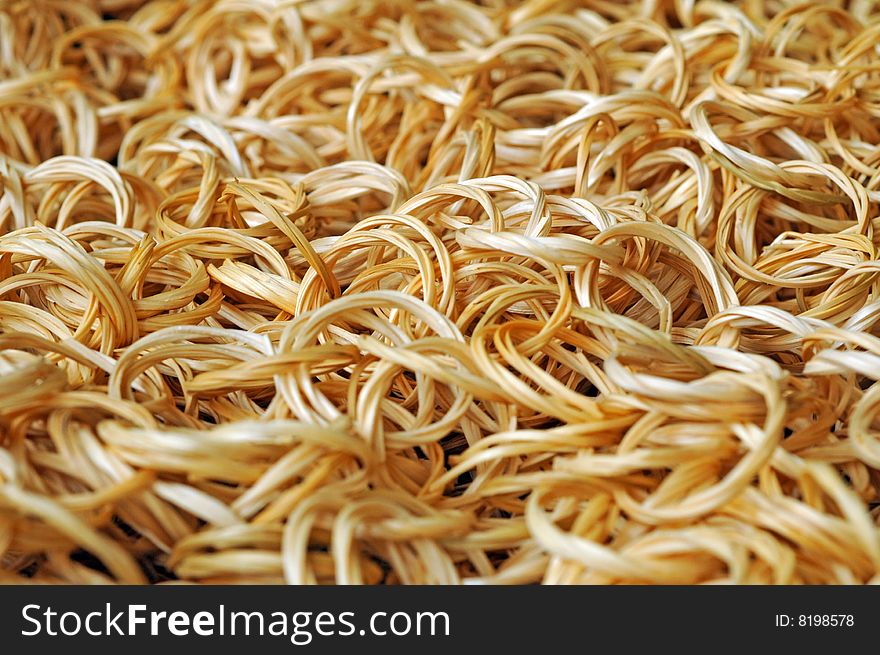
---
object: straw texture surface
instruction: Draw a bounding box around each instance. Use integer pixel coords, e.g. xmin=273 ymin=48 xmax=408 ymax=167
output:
xmin=2 ymin=0 xmax=880 ymax=584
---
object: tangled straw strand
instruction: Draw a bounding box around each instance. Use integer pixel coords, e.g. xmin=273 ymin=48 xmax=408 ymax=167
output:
xmin=2 ymin=0 xmax=880 ymax=585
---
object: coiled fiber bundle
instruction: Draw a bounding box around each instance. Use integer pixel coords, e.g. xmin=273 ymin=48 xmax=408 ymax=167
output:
xmin=1 ymin=0 xmax=880 ymax=584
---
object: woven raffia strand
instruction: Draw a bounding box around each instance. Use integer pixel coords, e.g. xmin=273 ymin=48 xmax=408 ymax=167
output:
xmin=1 ymin=0 xmax=880 ymax=584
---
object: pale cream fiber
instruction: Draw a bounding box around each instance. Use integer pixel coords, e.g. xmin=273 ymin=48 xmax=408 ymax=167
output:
xmin=1 ymin=0 xmax=880 ymax=584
